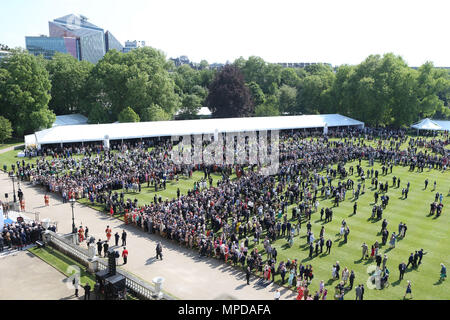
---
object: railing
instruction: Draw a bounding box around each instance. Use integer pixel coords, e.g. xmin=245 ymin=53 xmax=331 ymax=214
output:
xmin=43 ymin=230 xmax=174 ymax=300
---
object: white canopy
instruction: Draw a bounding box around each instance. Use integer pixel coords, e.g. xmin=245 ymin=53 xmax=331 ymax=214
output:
xmin=411 ymin=118 xmax=448 ymax=131
xmin=432 ymin=120 xmax=450 ymax=132
xmin=28 ymin=114 xmax=364 ymax=146
xmin=52 ymin=114 xmax=88 ymax=127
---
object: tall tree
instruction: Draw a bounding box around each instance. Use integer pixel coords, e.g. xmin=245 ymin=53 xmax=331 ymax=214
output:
xmin=178 ymin=94 xmax=203 ymax=119
xmin=83 ymin=47 xmax=180 ymax=122
xmin=279 ymin=84 xmax=297 ymax=114
xmin=118 ymin=106 xmax=140 ymax=123
xmin=46 ymin=52 xmax=93 ymax=115
xmin=0 ymin=50 xmax=55 ymax=135
xmin=246 ymin=81 xmax=266 ymax=106
xmin=206 ymin=64 xmax=254 ymax=118
xmin=0 ymin=116 xmax=13 ymax=143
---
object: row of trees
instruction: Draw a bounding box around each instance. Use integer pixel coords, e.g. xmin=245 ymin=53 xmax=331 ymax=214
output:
xmin=1 ymin=48 xmax=449 ymax=137
xmin=211 ymin=54 xmax=450 ymax=127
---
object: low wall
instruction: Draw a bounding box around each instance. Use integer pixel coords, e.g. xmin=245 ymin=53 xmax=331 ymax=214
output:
xmin=42 ymin=230 xmax=174 ymax=300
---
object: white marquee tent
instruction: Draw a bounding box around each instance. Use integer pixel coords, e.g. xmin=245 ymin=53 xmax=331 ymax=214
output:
xmin=26 ymin=114 xmax=364 ymax=148
xmin=411 ymin=118 xmax=450 ymax=132
xmin=432 ymin=120 xmax=450 ymax=132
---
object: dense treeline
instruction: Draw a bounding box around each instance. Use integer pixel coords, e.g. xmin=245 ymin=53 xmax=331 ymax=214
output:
xmin=0 ymin=48 xmax=449 ymax=137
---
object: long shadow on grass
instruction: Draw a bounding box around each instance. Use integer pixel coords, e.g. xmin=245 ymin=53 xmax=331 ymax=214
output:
xmin=433 ymin=279 xmax=445 ymax=286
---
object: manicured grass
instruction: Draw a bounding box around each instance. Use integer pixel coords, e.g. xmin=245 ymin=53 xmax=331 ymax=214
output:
xmin=122 ymin=170 xmax=237 ymax=204
xmin=15 ymin=135 xmax=450 ymax=299
xmin=29 ymin=246 xmax=140 ymax=300
xmin=0 ymin=147 xmax=27 ymax=171
xmin=247 ymin=160 xmax=450 ymax=300
xmin=28 ymin=246 xmax=96 ymax=287
xmin=0 ymin=140 xmax=24 ymax=150
xmin=87 ymin=158 xmax=449 ymax=300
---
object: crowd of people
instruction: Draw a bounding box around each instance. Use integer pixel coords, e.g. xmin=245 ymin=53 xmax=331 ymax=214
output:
xmin=7 ymin=126 xmax=449 ymax=299
xmin=0 ymin=210 xmax=56 ymax=252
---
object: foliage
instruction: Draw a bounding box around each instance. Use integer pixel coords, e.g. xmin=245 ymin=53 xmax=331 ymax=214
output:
xmin=46 ymin=53 xmax=93 ymax=115
xmin=0 ymin=116 xmax=13 ymax=143
xmin=206 ymin=64 xmax=254 ymax=118
xmin=0 ymin=49 xmax=55 ymax=136
xmin=140 ymin=104 xmax=171 ymax=122
xmin=2 ymin=49 xmax=450 ymax=133
xmin=178 ymin=94 xmax=203 ymax=119
xmin=246 ymin=81 xmax=266 ymax=106
xmin=83 ymin=47 xmax=180 ymax=122
xmin=118 ymin=106 xmax=140 ymax=123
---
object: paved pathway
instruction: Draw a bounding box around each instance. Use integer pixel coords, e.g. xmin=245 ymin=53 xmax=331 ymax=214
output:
xmin=0 ymin=250 xmax=82 ymax=300
xmin=0 ymin=171 xmax=298 ymax=300
xmin=0 ymin=144 xmax=24 ymax=154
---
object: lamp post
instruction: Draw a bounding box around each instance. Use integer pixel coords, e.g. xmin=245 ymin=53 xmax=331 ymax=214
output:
xmin=69 ymin=198 xmax=76 ymax=234
xmin=9 ymin=172 xmax=17 ymax=203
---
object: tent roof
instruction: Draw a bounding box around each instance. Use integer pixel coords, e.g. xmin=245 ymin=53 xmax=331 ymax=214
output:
xmin=31 ymin=114 xmax=364 ymax=146
xmin=411 ymin=118 xmax=442 ymax=131
xmin=432 ymin=120 xmax=450 ymax=131
xmin=53 ymin=114 xmax=88 ymax=127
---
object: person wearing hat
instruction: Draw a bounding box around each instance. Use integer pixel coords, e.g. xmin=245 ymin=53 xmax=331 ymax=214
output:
xmin=122 ymin=247 xmax=128 ymax=265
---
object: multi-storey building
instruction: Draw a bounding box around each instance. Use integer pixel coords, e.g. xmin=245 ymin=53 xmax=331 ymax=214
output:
xmin=26 ymin=14 xmax=123 ymax=63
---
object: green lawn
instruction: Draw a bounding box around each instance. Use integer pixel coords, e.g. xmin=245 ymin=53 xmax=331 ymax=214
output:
xmin=11 ymin=135 xmax=450 ymax=299
xmin=247 ymin=159 xmax=450 ymax=300
xmin=28 ymin=246 xmax=96 ymax=288
xmin=29 ymin=246 xmax=140 ymax=300
xmin=84 ymin=158 xmax=450 ymax=300
xmin=122 ymin=170 xmax=237 ymax=204
xmin=0 ymin=139 xmax=24 ymax=150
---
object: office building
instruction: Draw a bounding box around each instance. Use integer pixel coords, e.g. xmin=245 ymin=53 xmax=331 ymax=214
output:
xmin=26 ymin=14 xmax=123 ymax=63
xmin=123 ymin=40 xmax=146 ymax=53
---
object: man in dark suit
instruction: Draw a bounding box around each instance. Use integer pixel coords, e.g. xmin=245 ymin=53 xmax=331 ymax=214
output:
xmin=96 ymin=239 xmax=103 ymax=256
xmin=406 ymin=253 xmax=414 ymax=269
xmin=418 ymin=249 xmax=424 ymax=265
xmin=335 ymin=261 xmax=340 ymax=279
xmin=326 ymin=239 xmax=332 ymax=254
xmin=309 ymin=242 xmax=314 ymax=258
xmin=156 ymin=242 xmax=163 ymax=260
xmin=103 ymin=241 xmax=109 ymax=257
xmin=344 ymin=227 xmax=350 ymax=243
xmin=245 ymin=266 xmax=251 ymax=285
xmin=349 ymin=270 xmax=355 ymax=290
xmin=114 ymin=232 xmax=120 ymax=247
xmin=355 ymin=285 xmax=362 ymax=300
xmin=399 ymin=262 xmax=406 ymax=280
xmin=83 ymin=283 xmax=91 ymax=300
xmin=319 ymin=236 xmax=324 ymax=253
xmin=376 ymin=253 xmax=382 ymax=267
xmin=413 ymin=251 xmax=419 ymax=268
xmin=121 ymin=230 xmax=127 ymax=246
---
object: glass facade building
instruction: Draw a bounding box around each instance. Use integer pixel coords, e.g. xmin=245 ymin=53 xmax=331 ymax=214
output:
xmin=25 ymin=36 xmax=80 ymax=60
xmin=26 ymin=14 xmax=122 ymax=64
xmin=105 ymin=31 xmax=124 ymax=53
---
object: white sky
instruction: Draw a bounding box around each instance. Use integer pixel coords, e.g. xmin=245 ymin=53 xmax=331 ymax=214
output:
xmin=2 ymin=0 xmax=450 ymax=66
